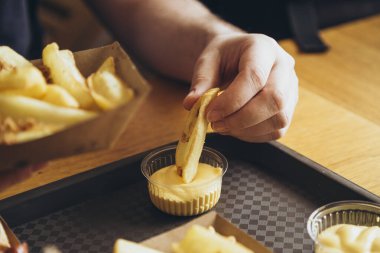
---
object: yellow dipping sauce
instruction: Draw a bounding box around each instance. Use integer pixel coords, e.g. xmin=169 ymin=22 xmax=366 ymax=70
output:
xmin=149 ymin=163 xmax=222 ymax=202
xmin=316 ymin=224 xmax=380 ymax=253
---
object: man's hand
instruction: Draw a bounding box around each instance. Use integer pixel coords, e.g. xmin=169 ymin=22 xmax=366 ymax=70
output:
xmin=183 ymin=33 xmax=298 ymax=142
xmin=87 ymin=0 xmax=298 ymax=142
xmin=0 ymin=164 xmax=43 ymax=192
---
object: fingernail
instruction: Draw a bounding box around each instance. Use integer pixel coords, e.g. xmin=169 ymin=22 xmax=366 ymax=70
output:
xmin=183 ymin=90 xmax=197 ymax=110
xmin=185 ymin=89 xmax=196 ymax=99
xmin=207 ymin=110 xmax=223 ymax=122
xmin=212 ymin=120 xmax=228 ymax=132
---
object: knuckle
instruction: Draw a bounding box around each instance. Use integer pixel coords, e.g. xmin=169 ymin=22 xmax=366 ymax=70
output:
xmin=192 ymin=74 xmax=210 ymax=84
xmin=294 ymin=72 xmax=299 ymax=85
xmin=272 ymin=112 xmax=289 ymax=129
xmin=270 ymin=129 xmax=286 ymax=140
xmin=265 ymin=88 xmax=286 ymax=112
xmin=261 ymin=34 xmax=278 ymax=47
xmin=194 ymin=56 xmax=207 ymax=69
xmin=288 ymin=55 xmax=296 ymax=68
xmin=245 ymin=67 xmax=266 ymax=92
xmin=267 ymin=36 xmax=278 ymax=47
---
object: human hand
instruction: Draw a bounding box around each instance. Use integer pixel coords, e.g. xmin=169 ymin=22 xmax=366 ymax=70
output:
xmin=183 ymin=33 xmax=298 ymax=142
xmin=0 ymin=164 xmax=44 ymax=192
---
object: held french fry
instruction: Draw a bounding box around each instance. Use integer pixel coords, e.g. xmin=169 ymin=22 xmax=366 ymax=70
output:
xmin=0 ymin=94 xmax=97 ymax=126
xmin=175 ymin=88 xmax=219 ymax=183
xmin=0 ymin=66 xmax=47 ymax=98
xmin=87 ymin=57 xmax=134 ymax=110
xmin=113 ymin=239 xmax=163 ymax=253
xmin=42 ymin=85 xmax=79 ymax=108
xmin=42 ymin=43 xmax=95 ymax=109
xmin=0 ymin=46 xmax=32 ymax=71
xmin=172 ymin=225 xmax=254 ymax=253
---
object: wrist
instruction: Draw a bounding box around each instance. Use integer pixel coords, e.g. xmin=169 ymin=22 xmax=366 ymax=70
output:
xmin=204 ymin=18 xmax=245 ymax=45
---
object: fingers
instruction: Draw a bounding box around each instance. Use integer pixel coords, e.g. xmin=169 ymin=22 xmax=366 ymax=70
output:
xmin=212 ymin=59 xmax=294 ymax=132
xmin=184 ymin=33 xmax=298 ymax=143
xmin=183 ymin=50 xmax=220 ymax=110
xmin=235 ymin=128 xmax=288 ymax=143
xmin=206 ymin=36 xmax=277 ymax=122
xmin=222 ymin=71 xmax=298 ymax=142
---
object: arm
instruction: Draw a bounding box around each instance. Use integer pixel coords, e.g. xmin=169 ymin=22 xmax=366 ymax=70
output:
xmin=87 ymin=0 xmax=240 ymax=81
xmin=87 ymin=0 xmax=298 ymax=143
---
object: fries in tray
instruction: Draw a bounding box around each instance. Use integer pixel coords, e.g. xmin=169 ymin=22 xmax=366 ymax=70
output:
xmin=0 ymin=43 xmax=135 ymax=145
xmin=87 ymin=57 xmax=134 ymax=110
xmin=113 ymin=225 xmax=254 ymax=253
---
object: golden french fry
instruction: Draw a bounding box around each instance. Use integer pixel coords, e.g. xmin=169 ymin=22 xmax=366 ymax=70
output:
xmin=97 ymin=56 xmax=116 ymax=74
xmin=0 ymin=94 xmax=97 ymax=126
xmin=87 ymin=57 xmax=134 ymax=110
xmin=42 ymin=85 xmax=79 ymax=108
xmin=0 ymin=220 xmax=10 ymax=251
xmin=0 ymin=46 xmax=32 ymax=71
xmin=0 ymin=117 xmax=64 ymax=144
xmin=113 ymin=239 xmax=163 ymax=253
xmin=42 ymin=43 xmax=95 ymax=109
xmin=0 ymin=66 xmax=47 ymax=97
xmin=172 ymin=225 xmax=253 ymax=253
xmin=88 ymin=71 xmax=134 ymax=110
xmin=1 ymin=127 xmax=60 ymax=145
xmin=176 ymin=88 xmax=219 ymax=183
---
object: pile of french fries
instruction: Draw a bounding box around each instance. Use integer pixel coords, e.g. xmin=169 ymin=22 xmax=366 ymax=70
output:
xmin=0 ymin=43 xmax=134 ymax=145
xmin=114 ymin=225 xmax=254 ymax=253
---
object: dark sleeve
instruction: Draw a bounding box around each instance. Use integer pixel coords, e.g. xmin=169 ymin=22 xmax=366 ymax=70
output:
xmin=0 ymin=0 xmax=42 ymax=59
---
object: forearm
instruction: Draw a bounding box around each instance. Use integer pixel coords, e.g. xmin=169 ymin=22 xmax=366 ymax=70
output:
xmin=87 ymin=0 xmax=242 ymax=81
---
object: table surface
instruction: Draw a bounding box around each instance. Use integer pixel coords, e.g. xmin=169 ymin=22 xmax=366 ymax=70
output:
xmin=1 ymin=15 xmax=380 ymax=201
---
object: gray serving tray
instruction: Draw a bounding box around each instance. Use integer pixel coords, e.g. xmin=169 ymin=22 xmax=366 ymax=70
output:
xmin=0 ymin=134 xmax=378 ymax=253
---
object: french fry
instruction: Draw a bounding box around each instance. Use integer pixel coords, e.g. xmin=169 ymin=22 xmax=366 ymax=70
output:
xmin=0 ymin=46 xmax=32 ymax=71
xmin=88 ymin=71 xmax=134 ymax=110
xmin=0 ymin=66 xmax=47 ymax=98
xmin=0 ymin=220 xmax=11 ymax=251
xmin=175 ymin=88 xmax=219 ymax=183
xmin=0 ymin=94 xmax=97 ymax=126
xmin=42 ymin=43 xmax=95 ymax=109
xmin=1 ymin=126 xmax=62 ymax=145
xmin=42 ymin=85 xmax=79 ymax=108
xmin=97 ymin=56 xmax=116 ymax=74
xmin=87 ymin=57 xmax=134 ymax=110
xmin=0 ymin=117 xmax=63 ymax=144
xmin=172 ymin=225 xmax=253 ymax=253
xmin=113 ymin=239 xmax=163 ymax=253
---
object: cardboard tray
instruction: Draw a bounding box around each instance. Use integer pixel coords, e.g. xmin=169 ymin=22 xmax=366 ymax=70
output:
xmin=142 ymin=211 xmax=271 ymax=253
xmin=0 ymin=42 xmax=151 ymax=171
xmin=0 ymin=135 xmax=379 ymax=252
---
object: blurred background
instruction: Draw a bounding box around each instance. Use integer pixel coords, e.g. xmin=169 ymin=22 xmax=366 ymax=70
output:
xmin=38 ymin=0 xmax=380 ymax=53
xmin=38 ymin=0 xmax=112 ymax=52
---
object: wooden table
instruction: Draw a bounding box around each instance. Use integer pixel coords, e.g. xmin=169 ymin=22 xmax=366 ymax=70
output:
xmin=2 ymin=15 xmax=380 ymax=200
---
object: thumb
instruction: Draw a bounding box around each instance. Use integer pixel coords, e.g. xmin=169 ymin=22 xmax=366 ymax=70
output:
xmin=183 ymin=51 xmax=220 ymax=110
